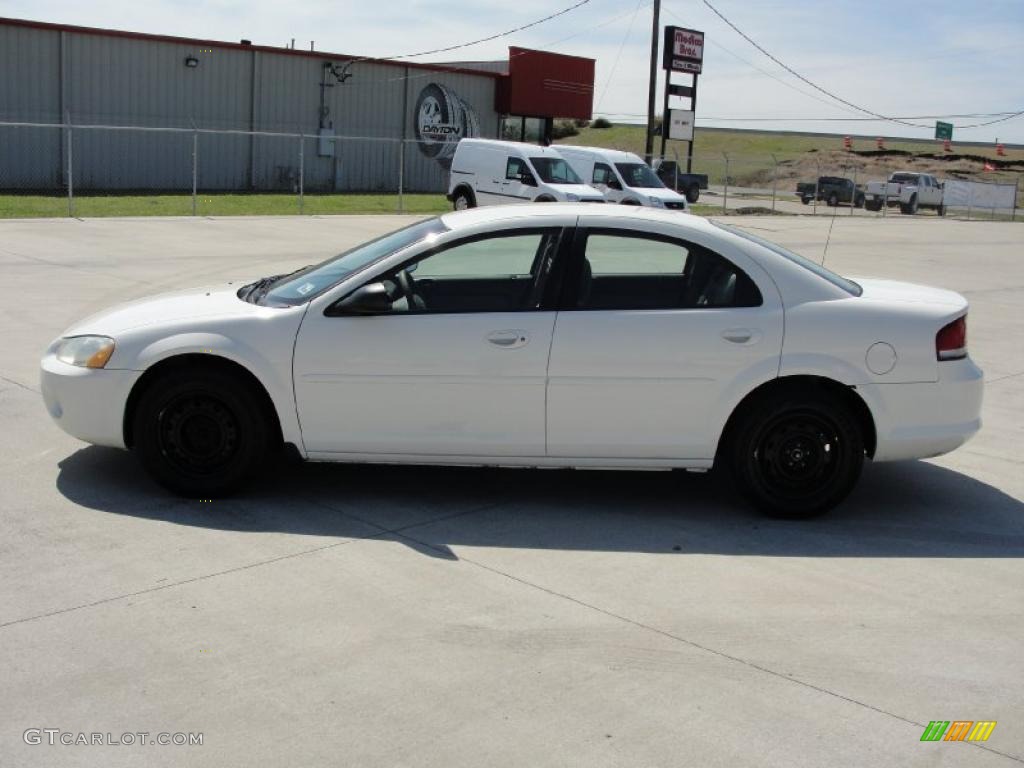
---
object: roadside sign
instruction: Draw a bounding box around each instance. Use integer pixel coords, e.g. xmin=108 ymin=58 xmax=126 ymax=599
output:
xmin=665 ymin=109 xmax=695 ymax=142
xmin=935 ymin=121 xmax=953 ymax=141
xmin=663 ymin=26 xmax=704 ymax=74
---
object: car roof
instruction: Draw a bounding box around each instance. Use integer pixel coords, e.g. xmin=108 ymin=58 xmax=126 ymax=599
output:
xmin=440 ymin=203 xmax=711 ymax=232
xmin=457 ymin=138 xmax=566 ymax=157
xmin=556 ymin=145 xmax=643 ymax=163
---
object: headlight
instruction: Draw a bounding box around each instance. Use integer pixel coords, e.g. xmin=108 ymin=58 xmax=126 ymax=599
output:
xmin=55 ymin=336 xmax=116 ymax=368
xmin=565 ymin=193 xmax=580 ymax=202
xmin=648 ymin=196 xmax=665 ymax=207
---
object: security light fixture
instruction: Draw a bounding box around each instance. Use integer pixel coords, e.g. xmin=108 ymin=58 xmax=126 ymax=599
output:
xmin=184 ymin=56 xmax=199 ymax=69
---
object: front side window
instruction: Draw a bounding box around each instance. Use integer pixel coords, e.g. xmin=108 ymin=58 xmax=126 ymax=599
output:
xmin=378 ymin=229 xmax=563 ymax=314
xmin=574 ymin=231 xmax=762 ymax=310
xmin=506 ymin=157 xmax=527 ymax=180
xmin=614 ymin=162 xmax=665 ymax=189
xmin=529 ymin=157 xmax=583 ymax=185
xmin=262 ymin=218 xmax=448 ymax=305
xmin=592 ymin=163 xmax=614 ymax=185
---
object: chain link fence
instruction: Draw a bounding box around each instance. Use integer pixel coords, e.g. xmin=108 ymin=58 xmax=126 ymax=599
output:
xmin=652 ymin=146 xmax=1021 ymax=220
xmin=1 ymin=119 xmax=1021 ymax=220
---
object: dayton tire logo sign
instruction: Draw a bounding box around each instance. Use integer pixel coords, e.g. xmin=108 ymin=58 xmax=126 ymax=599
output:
xmin=414 ymin=83 xmax=480 ymax=167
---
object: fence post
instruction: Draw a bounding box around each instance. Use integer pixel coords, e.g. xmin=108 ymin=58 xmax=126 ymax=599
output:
xmin=64 ymin=110 xmax=74 ymax=218
xmin=1013 ymin=174 xmax=1019 ymax=222
xmin=882 ymin=166 xmax=888 ymax=217
xmin=849 ymin=164 xmax=857 ymax=216
xmin=191 ymin=123 xmax=198 ymax=217
xmin=813 ymin=161 xmax=820 ymax=215
xmin=398 ymin=139 xmax=405 ymax=214
xmin=770 ymin=154 xmax=778 ymax=212
xmin=298 ymin=133 xmax=305 ymax=214
xmin=967 ymin=183 xmax=973 ymax=220
xmin=722 ymin=153 xmax=729 ymax=214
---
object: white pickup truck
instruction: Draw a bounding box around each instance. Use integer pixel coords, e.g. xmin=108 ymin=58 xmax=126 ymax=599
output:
xmin=864 ymin=172 xmax=945 ymax=215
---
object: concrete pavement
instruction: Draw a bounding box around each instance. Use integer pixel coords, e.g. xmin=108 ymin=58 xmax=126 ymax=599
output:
xmin=1 ymin=213 xmax=1022 ymax=766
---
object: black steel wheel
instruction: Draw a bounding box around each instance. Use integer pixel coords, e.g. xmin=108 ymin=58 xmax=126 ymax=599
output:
xmin=731 ymin=392 xmax=863 ymax=517
xmin=133 ymin=368 xmax=271 ymax=496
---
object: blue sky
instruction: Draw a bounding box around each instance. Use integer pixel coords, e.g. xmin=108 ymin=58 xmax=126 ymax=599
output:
xmin=4 ymin=0 xmax=1023 ymax=142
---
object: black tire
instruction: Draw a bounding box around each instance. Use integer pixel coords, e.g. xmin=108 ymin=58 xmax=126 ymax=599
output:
xmin=800 ymin=197 xmax=810 ymax=205
xmin=827 ymin=193 xmax=839 ymax=207
xmin=452 ymin=187 xmax=475 ymax=211
xmin=620 ymin=198 xmax=642 ymax=206
xmin=864 ymin=199 xmax=882 ymax=212
xmin=729 ymin=391 xmax=864 ymax=518
xmin=937 ymin=204 xmax=946 ymax=217
xmin=534 ymin=196 xmax=555 ymax=203
xmin=685 ymin=184 xmax=700 ymax=203
xmin=855 ymin=194 xmax=865 ymax=209
xmin=900 ymin=195 xmax=918 ymax=215
xmin=132 ymin=368 xmax=271 ymax=497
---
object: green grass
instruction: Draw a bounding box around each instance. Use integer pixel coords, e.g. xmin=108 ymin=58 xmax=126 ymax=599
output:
xmin=561 ymin=125 xmax=1024 ymax=162
xmin=0 ymin=193 xmax=451 ymax=219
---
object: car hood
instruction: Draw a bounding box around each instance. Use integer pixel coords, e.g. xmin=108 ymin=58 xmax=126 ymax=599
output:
xmin=546 ymin=183 xmax=605 ymax=199
xmin=852 ymin=278 xmax=967 ymax=311
xmin=63 ymin=284 xmax=260 ymax=337
xmin=636 ymin=187 xmax=687 ymax=202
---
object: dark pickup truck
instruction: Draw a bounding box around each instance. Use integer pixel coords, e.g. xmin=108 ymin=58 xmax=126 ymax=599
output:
xmin=796 ymin=176 xmax=865 ymax=208
xmin=652 ymin=160 xmax=709 ymax=203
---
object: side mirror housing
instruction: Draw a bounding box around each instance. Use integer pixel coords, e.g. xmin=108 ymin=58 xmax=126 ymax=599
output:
xmin=330 ymin=282 xmax=392 ymax=315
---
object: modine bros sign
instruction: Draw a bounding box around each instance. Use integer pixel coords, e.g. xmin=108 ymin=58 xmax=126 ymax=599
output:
xmin=663 ymin=26 xmax=704 ymax=74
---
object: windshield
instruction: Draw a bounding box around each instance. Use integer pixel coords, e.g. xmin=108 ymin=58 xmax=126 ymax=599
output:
xmin=615 ymin=162 xmax=665 ymax=189
xmin=260 ymin=218 xmax=448 ymax=305
xmin=713 ymin=222 xmax=862 ymax=296
xmin=529 ymin=157 xmax=583 ymax=185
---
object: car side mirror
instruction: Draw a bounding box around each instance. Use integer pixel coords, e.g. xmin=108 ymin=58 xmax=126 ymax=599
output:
xmin=608 ymin=180 xmax=623 ymax=191
xmin=331 ymin=282 xmax=392 ymax=315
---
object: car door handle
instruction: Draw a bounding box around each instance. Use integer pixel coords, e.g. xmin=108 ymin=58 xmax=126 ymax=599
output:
xmin=721 ymin=328 xmax=761 ymax=345
xmin=486 ymin=330 xmax=529 ymax=348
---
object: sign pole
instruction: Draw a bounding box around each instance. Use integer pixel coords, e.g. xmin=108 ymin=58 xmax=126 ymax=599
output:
xmin=686 ymin=73 xmax=698 ymax=174
xmin=644 ymin=0 xmax=661 ymax=164
xmin=660 ymin=70 xmax=671 ymax=159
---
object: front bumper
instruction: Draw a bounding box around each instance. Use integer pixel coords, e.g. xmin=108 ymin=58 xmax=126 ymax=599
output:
xmin=40 ymin=354 xmax=141 ymax=449
xmin=863 ymin=358 xmax=983 ymax=462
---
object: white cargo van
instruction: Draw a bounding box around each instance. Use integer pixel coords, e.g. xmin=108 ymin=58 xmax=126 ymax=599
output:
xmin=557 ymin=146 xmax=689 ymax=210
xmin=447 ymin=139 xmax=605 ymax=210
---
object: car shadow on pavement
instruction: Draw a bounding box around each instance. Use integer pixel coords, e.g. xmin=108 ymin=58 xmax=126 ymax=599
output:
xmin=56 ymin=446 xmax=1024 ymax=559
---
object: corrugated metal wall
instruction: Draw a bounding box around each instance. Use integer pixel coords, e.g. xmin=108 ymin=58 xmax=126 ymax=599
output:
xmin=0 ymin=22 xmax=499 ymax=192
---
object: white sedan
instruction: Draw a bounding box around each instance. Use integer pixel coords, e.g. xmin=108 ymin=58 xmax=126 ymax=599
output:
xmin=40 ymin=205 xmax=983 ymax=517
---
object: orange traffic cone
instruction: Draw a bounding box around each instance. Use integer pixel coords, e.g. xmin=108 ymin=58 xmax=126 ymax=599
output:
xmin=996 ymin=143 xmax=1006 ymax=157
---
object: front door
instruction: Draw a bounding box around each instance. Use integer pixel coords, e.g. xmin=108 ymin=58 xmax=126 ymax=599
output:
xmin=293 ymin=227 xmax=566 ymax=457
xmin=546 ymin=220 xmax=784 ymax=460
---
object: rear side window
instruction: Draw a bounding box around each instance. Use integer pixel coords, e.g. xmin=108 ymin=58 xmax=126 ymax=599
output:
xmin=572 ymin=231 xmax=762 ymax=310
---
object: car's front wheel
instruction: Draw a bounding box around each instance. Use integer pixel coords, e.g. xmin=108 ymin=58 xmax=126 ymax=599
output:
xmin=133 ymin=368 xmax=271 ymax=496
xmin=730 ymin=392 xmax=864 ymax=517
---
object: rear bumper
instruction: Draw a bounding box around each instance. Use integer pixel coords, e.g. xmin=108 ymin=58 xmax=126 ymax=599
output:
xmin=40 ymin=355 xmax=140 ymax=449
xmin=863 ymin=358 xmax=983 ymax=462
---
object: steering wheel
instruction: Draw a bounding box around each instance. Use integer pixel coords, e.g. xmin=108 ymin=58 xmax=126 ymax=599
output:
xmin=394 ymin=268 xmax=425 ymax=311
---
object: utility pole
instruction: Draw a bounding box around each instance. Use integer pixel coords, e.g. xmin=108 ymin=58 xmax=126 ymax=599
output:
xmin=644 ymin=0 xmax=661 ymax=164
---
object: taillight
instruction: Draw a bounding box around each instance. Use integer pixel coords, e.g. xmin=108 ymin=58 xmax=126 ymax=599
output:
xmin=936 ymin=315 xmax=967 ymax=361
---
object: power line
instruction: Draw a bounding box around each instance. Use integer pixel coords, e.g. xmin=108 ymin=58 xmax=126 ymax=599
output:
xmin=698 ymin=0 xmax=929 ymax=128
xmin=698 ymin=0 xmax=1024 ymax=132
xmin=595 ymin=0 xmax=645 ymax=111
xmin=377 ymin=0 xmax=592 ymax=60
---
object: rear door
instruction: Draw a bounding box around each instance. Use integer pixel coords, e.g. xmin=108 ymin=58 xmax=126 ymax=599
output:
xmin=546 ymin=217 xmax=784 ymax=460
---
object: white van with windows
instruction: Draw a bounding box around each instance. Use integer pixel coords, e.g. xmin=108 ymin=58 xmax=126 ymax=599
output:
xmin=447 ymin=139 xmax=605 ymax=210
xmin=557 ymin=146 xmax=689 ymax=210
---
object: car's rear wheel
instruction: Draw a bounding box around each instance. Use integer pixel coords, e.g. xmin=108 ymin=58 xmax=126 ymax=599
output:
xmin=827 ymin=192 xmax=839 ymax=207
xmin=685 ymin=184 xmax=700 ymax=203
xmin=730 ymin=392 xmax=863 ymax=518
xmin=900 ymin=194 xmax=918 ymax=215
xmin=864 ymin=199 xmax=882 ymax=212
xmin=133 ymin=368 xmax=270 ymax=496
